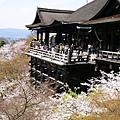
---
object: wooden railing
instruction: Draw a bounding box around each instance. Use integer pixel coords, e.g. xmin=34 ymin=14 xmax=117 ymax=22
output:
xmin=29 ymin=47 xmax=89 ymax=64
xmin=97 ymin=50 xmax=120 ymax=61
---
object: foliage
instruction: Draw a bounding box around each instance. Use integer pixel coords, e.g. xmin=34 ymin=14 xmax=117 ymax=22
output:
xmin=0 ymin=35 xmax=120 ymax=119
xmin=0 ymin=40 xmax=6 ymax=47
xmin=69 ymin=96 xmax=120 ymax=120
xmin=0 ymin=36 xmax=31 ymax=81
xmin=0 ymin=54 xmax=29 ymax=81
xmin=62 ymin=93 xmax=68 ymax=101
xmin=68 ymin=71 xmax=120 ymax=120
xmin=25 ymin=35 xmax=36 ymax=47
xmin=68 ymin=88 xmax=78 ymax=98
xmin=0 ymin=37 xmax=8 ymax=43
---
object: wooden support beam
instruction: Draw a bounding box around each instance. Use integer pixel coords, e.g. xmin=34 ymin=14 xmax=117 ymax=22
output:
xmin=68 ymin=32 xmax=72 ymax=47
xmin=40 ymin=32 xmax=43 ymax=41
xmin=37 ymin=30 xmax=39 ymax=41
xmin=111 ymin=30 xmax=115 ymax=51
xmin=45 ymin=31 xmax=49 ymax=45
xmin=48 ymin=64 xmax=51 ymax=77
xmin=56 ymin=31 xmax=62 ymax=45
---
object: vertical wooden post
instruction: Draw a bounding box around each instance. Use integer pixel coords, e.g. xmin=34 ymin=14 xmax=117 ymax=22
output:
xmin=41 ymin=32 xmax=43 ymax=41
xmin=81 ymin=32 xmax=85 ymax=49
xmin=65 ymin=33 xmax=68 ymax=44
xmin=63 ymin=67 xmax=68 ymax=83
xmin=48 ymin=64 xmax=51 ymax=77
xmin=67 ymin=48 xmax=71 ymax=63
xmin=55 ymin=67 xmax=59 ymax=80
xmin=101 ymin=29 xmax=107 ymax=50
xmin=45 ymin=31 xmax=49 ymax=45
xmin=111 ymin=30 xmax=115 ymax=51
xmin=118 ymin=35 xmax=120 ymax=50
xmin=89 ymin=32 xmax=93 ymax=45
xmin=56 ymin=31 xmax=62 ymax=45
xmin=37 ymin=30 xmax=39 ymax=41
xmin=40 ymin=61 xmax=43 ymax=73
xmin=68 ymin=32 xmax=72 ymax=47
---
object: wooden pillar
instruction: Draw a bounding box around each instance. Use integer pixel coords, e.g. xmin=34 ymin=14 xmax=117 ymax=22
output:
xmin=40 ymin=61 xmax=43 ymax=73
xmin=37 ymin=30 xmax=39 ymax=41
xmin=48 ymin=64 xmax=51 ymax=77
xmin=111 ymin=30 xmax=115 ymax=51
xmin=65 ymin=33 xmax=68 ymax=45
xmin=68 ymin=32 xmax=72 ymax=47
xmin=81 ymin=32 xmax=85 ymax=50
xmin=118 ymin=33 xmax=120 ymax=48
xmin=63 ymin=67 xmax=68 ymax=83
xmin=55 ymin=67 xmax=59 ymax=80
xmin=40 ymin=32 xmax=43 ymax=41
xmin=45 ymin=31 xmax=49 ymax=45
xmin=101 ymin=29 xmax=107 ymax=50
xmin=56 ymin=31 xmax=62 ymax=45
xmin=89 ymin=33 xmax=93 ymax=45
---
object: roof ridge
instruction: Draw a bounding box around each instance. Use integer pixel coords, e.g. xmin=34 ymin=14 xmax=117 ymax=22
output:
xmin=37 ymin=7 xmax=74 ymax=14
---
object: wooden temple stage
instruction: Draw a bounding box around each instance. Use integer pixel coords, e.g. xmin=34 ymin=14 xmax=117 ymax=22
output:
xmin=26 ymin=45 xmax=120 ymax=88
xmin=26 ymin=46 xmax=96 ymax=87
xmin=25 ymin=0 xmax=120 ymax=88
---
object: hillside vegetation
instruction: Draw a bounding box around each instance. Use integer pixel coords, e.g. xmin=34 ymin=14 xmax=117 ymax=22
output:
xmin=0 ymin=36 xmax=120 ymax=120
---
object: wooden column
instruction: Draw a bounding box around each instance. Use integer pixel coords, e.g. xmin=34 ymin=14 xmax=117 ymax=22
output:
xmin=65 ymin=33 xmax=68 ymax=45
xmin=48 ymin=64 xmax=51 ymax=77
xmin=119 ymin=33 xmax=120 ymax=48
xmin=55 ymin=67 xmax=59 ymax=80
xmin=40 ymin=32 xmax=43 ymax=41
xmin=37 ymin=30 xmax=39 ymax=41
xmin=89 ymin=33 xmax=93 ymax=45
xmin=63 ymin=67 xmax=68 ymax=83
xmin=40 ymin=61 xmax=44 ymax=73
xmin=81 ymin=32 xmax=85 ymax=49
xmin=101 ymin=29 xmax=107 ymax=50
xmin=68 ymin=32 xmax=72 ymax=47
xmin=111 ymin=30 xmax=115 ymax=51
xmin=56 ymin=31 xmax=62 ymax=45
xmin=45 ymin=31 xmax=49 ymax=45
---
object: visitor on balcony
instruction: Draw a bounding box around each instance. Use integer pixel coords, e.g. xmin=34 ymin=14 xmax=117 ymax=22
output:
xmin=87 ymin=44 xmax=92 ymax=54
xmin=55 ymin=45 xmax=59 ymax=53
xmin=60 ymin=43 xmax=64 ymax=54
xmin=77 ymin=46 xmax=83 ymax=55
xmin=64 ymin=44 xmax=69 ymax=55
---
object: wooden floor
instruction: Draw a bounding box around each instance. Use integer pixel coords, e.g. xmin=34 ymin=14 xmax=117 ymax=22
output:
xmin=26 ymin=52 xmax=66 ymax=66
xmin=26 ymin=50 xmax=90 ymax=66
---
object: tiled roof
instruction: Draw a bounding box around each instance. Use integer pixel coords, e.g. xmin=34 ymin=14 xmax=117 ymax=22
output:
xmin=65 ymin=0 xmax=109 ymax=22
xmin=26 ymin=7 xmax=74 ymax=28
xmin=83 ymin=14 xmax=120 ymax=25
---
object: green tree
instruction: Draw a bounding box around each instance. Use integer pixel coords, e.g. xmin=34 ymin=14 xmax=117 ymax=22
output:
xmin=0 ymin=40 xmax=6 ymax=47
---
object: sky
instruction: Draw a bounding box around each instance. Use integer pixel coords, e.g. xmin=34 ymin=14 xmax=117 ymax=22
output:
xmin=0 ymin=0 xmax=93 ymax=29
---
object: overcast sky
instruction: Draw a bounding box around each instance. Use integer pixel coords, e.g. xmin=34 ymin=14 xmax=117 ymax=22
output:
xmin=0 ymin=0 xmax=93 ymax=29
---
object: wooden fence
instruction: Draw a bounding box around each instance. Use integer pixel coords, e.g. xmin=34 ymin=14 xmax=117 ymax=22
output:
xmin=98 ymin=50 xmax=120 ymax=61
xmin=29 ymin=47 xmax=89 ymax=64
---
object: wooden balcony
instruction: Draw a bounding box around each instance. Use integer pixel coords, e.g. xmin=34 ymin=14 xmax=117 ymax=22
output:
xmin=26 ymin=47 xmax=89 ymax=66
xmin=96 ymin=50 xmax=120 ymax=64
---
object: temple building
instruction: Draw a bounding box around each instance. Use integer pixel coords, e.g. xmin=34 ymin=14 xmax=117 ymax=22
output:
xmin=26 ymin=0 xmax=120 ymax=88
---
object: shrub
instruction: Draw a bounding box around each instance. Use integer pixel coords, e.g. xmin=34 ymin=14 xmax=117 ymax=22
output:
xmin=68 ymin=88 xmax=78 ymax=98
xmin=0 ymin=40 xmax=6 ymax=47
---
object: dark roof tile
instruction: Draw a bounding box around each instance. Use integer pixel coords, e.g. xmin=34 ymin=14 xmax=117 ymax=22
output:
xmin=83 ymin=14 xmax=120 ymax=25
xmin=66 ymin=0 xmax=109 ymax=22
